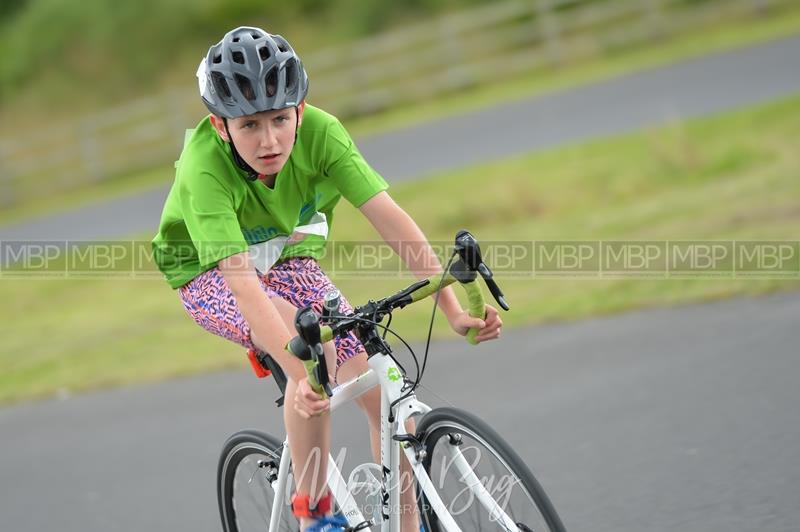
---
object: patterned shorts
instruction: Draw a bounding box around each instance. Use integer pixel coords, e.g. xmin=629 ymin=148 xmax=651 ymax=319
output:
xmin=178 ymin=257 xmax=365 ymax=371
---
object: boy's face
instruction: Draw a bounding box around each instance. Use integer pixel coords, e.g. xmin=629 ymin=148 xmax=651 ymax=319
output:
xmin=211 ymin=102 xmax=304 ymax=177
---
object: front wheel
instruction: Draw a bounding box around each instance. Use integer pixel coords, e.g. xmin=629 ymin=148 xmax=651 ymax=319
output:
xmin=217 ymin=430 xmax=298 ymax=532
xmin=416 ymin=407 xmax=566 ymax=532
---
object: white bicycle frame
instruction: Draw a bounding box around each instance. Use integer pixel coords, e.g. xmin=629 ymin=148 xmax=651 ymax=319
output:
xmin=263 ymin=351 xmax=520 ymax=532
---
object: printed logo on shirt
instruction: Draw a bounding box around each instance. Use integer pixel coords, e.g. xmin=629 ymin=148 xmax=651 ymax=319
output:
xmin=242 ymin=225 xmax=279 ymax=245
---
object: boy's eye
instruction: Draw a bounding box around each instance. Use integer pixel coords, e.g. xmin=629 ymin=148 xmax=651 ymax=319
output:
xmin=275 ymin=115 xmax=289 ymax=123
xmin=243 ymin=121 xmax=257 ymax=129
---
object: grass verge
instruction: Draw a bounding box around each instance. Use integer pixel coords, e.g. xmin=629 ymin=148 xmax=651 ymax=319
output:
xmin=1 ymin=92 xmax=799 ymax=405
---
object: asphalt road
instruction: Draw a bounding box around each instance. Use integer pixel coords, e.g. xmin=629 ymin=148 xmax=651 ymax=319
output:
xmin=1 ymin=34 xmax=800 ymax=241
xmin=1 ymin=291 xmax=798 ymax=531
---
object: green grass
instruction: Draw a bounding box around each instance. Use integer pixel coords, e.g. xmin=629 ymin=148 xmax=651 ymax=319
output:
xmin=2 ymin=92 xmax=799 ymax=406
xmin=4 ymin=6 xmax=800 ymax=226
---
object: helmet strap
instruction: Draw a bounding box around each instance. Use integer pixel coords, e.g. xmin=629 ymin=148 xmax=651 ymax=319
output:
xmin=222 ymin=118 xmax=260 ymax=182
xmin=294 ymin=106 xmax=300 ymax=146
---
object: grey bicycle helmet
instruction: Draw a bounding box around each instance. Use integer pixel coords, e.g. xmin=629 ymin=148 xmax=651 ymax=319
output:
xmin=197 ymin=26 xmax=309 ymax=118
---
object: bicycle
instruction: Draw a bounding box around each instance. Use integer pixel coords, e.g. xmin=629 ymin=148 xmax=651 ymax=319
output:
xmin=217 ymin=231 xmax=567 ymax=532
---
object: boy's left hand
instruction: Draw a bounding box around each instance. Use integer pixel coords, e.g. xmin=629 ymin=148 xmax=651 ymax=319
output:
xmin=449 ymin=304 xmax=503 ymax=343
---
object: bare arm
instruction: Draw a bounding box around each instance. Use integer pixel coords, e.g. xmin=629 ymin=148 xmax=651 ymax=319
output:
xmin=359 ymin=192 xmax=462 ymax=318
xmin=359 ymin=191 xmax=502 ymax=341
xmin=218 ymin=252 xmax=307 ymax=382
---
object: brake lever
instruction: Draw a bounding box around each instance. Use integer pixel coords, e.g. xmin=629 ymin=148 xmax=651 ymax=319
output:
xmin=477 ymin=263 xmax=510 ymax=311
xmin=455 ymin=230 xmax=510 ymax=311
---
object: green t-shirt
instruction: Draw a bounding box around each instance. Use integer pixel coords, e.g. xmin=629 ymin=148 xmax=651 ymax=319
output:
xmin=151 ymin=105 xmax=388 ymax=288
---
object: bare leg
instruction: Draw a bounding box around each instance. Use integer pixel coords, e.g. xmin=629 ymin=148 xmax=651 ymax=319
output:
xmin=255 ymin=297 xmax=340 ymax=529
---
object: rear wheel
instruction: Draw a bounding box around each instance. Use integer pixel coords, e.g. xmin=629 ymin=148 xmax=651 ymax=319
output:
xmin=417 ymin=407 xmax=566 ymax=532
xmin=217 ymin=430 xmax=298 ymax=532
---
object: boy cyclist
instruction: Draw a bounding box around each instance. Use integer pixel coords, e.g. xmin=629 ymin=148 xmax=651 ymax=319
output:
xmin=151 ymin=26 xmax=502 ymax=531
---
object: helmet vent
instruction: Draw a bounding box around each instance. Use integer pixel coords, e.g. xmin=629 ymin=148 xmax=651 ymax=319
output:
xmin=232 ymin=51 xmax=245 ymax=65
xmin=234 ymin=74 xmax=256 ymax=101
xmin=211 ymin=72 xmax=232 ymax=99
xmin=232 ymin=37 xmax=240 ymax=43
xmin=259 ymin=47 xmax=271 ymax=61
xmin=212 ymin=54 xmax=222 ymax=64
xmin=285 ymin=58 xmax=297 ymax=93
xmin=277 ymin=41 xmax=288 ymax=52
xmin=265 ymin=67 xmax=278 ymax=98
xmin=273 ymin=35 xmax=291 ymax=53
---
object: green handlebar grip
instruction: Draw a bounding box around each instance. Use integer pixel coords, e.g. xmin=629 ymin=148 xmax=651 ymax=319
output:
xmin=286 ymin=337 xmax=330 ymax=399
xmin=302 ymin=359 xmax=327 ymax=398
xmin=463 ymin=279 xmax=486 ymax=345
xmin=409 ymin=273 xmax=456 ymax=303
xmin=409 ymin=271 xmax=485 ymax=345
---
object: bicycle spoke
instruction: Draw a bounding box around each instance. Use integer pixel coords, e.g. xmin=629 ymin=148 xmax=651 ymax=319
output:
xmin=418 ymin=408 xmax=566 ymax=532
xmin=218 ymin=432 xmax=299 ymax=532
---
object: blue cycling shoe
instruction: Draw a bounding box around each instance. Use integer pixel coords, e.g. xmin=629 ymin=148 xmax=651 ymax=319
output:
xmin=304 ymin=514 xmax=349 ymax=532
xmin=304 ymin=514 xmax=425 ymax=532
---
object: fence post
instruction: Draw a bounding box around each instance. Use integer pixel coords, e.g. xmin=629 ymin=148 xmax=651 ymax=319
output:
xmin=81 ymin=119 xmax=104 ymax=183
xmin=347 ymin=43 xmax=371 ymax=116
xmin=168 ymin=88 xmax=189 ymax=153
xmin=645 ymin=0 xmax=665 ymax=40
xmin=750 ymin=0 xmax=771 ymax=15
xmin=0 ymin=167 xmax=14 ymax=209
xmin=439 ymin=16 xmax=470 ymax=90
xmin=0 ymin=142 xmax=14 ymax=208
xmin=536 ymin=0 xmax=562 ymax=66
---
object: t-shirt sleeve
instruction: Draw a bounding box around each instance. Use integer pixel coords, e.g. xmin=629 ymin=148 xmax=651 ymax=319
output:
xmin=179 ymin=171 xmax=249 ymax=267
xmin=323 ymin=117 xmax=389 ymax=207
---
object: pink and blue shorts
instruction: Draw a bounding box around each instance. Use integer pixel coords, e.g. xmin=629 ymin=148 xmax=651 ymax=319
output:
xmin=178 ymin=257 xmax=364 ymax=371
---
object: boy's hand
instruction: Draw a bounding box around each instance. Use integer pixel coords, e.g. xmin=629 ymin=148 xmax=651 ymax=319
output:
xmin=449 ymin=304 xmax=503 ymax=343
xmin=294 ymin=377 xmax=330 ymax=419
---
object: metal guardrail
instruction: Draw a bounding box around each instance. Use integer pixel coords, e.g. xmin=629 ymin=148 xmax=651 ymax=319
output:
xmin=0 ymin=0 xmax=788 ymax=208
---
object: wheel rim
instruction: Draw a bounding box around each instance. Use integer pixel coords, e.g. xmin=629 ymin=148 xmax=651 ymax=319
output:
xmin=222 ymin=443 xmax=298 ymax=532
xmin=421 ymin=421 xmax=554 ymax=532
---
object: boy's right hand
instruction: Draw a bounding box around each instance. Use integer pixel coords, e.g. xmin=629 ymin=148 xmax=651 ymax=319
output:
xmin=294 ymin=377 xmax=331 ymax=419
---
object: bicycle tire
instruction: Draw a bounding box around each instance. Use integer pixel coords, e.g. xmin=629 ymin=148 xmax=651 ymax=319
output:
xmin=416 ymin=407 xmax=566 ymax=532
xmin=217 ymin=429 xmax=298 ymax=532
